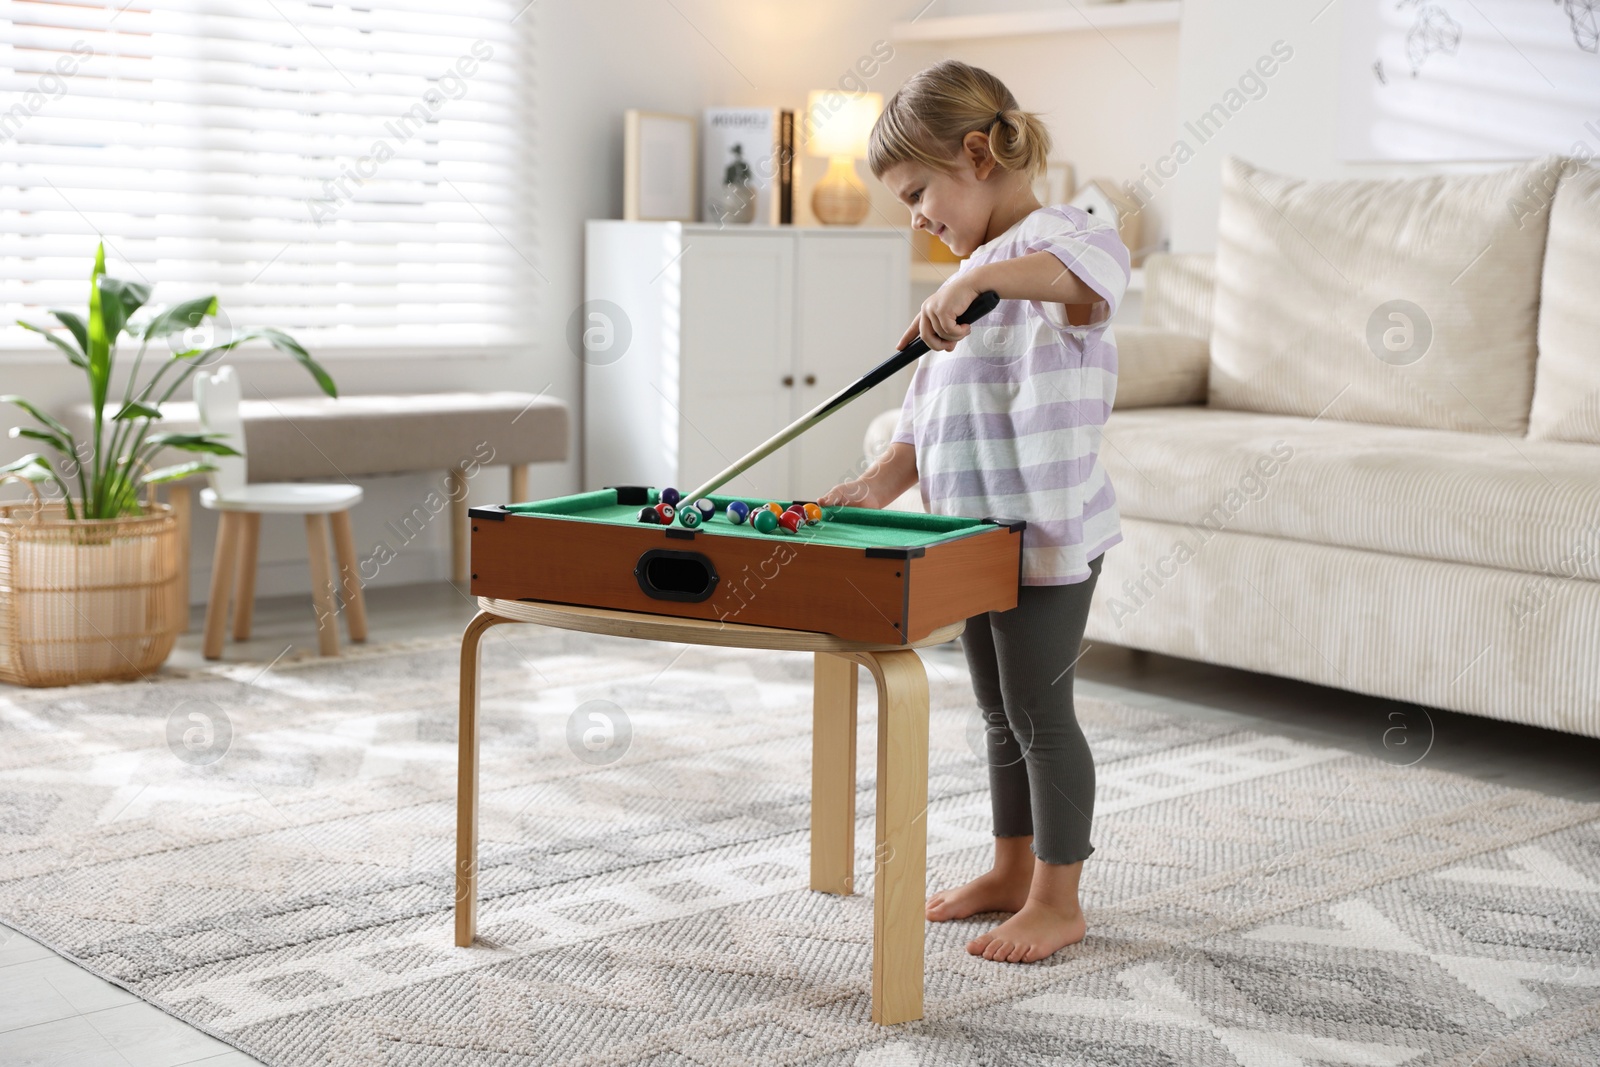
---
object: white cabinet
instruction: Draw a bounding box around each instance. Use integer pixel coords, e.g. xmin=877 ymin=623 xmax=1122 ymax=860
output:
xmin=583 ymin=221 xmax=910 ymax=501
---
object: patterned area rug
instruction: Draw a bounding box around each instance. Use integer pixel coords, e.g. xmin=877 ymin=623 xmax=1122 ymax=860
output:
xmin=1 ymin=627 xmax=1598 ymax=1066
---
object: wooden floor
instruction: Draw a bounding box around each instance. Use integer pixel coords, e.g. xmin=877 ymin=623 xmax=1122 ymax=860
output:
xmin=5 ymin=579 xmax=1597 ymax=1065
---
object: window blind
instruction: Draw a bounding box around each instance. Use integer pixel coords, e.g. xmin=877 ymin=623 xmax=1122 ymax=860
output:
xmin=1 ymin=0 xmax=528 ymax=354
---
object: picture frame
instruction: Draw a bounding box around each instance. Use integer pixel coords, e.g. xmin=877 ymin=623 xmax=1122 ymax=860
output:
xmin=624 ymin=110 xmax=699 ymax=222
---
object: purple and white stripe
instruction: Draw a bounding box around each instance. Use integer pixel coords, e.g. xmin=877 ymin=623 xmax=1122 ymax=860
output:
xmin=893 ymin=204 xmax=1131 ymax=585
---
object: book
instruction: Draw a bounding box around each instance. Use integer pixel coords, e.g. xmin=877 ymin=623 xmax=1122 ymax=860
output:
xmin=700 ymin=107 xmax=794 ymax=225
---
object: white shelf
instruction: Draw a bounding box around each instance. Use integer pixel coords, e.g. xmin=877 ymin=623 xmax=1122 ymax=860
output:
xmin=891 ymin=1 xmax=1181 ymax=42
xmin=912 ymin=261 xmax=1145 ymax=293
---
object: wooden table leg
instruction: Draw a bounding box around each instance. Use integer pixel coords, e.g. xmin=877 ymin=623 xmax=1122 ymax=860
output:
xmin=811 ymin=652 xmax=859 ymax=895
xmin=510 ymin=463 xmax=529 ymax=504
xmin=330 ymin=510 xmax=368 ymax=643
xmin=457 ymin=609 xmax=506 ymax=946
xmin=202 ymin=511 xmax=240 ymax=661
xmin=449 ymin=465 xmax=470 ymax=586
xmin=304 ymin=514 xmax=340 ymax=657
xmin=231 ymin=512 xmax=261 ymax=642
xmin=854 ymin=648 xmax=930 ymax=1026
xmin=168 ymin=483 xmax=193 ymax=632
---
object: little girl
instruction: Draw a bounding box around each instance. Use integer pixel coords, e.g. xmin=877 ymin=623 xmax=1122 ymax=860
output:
xmin=820 ymin=60 xmax=1129 ymax=964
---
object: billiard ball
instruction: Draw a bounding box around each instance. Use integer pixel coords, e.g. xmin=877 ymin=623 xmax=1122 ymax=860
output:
xmin=660 ymin=486 xmax=681 ymax=506
xmin=654 ymin=502 xmax=675 ymax=523
xmin=751 ymin=508 xmax=779 ymax=534
xmin=637 ymin=506 xmax=660 ymax=524
xmin=693 ymin=498 xmax=716 ymax=521
xmin=764 ymin=502 xmax=785 ymax=517
xmin=777 ymin=510 xmax=803 ymax=534
xmin=678 ymin=505 xmax=701 ymax=528
xmin=726 ymin=500 xmax=750 ymax=525
xmin=801 ymin=502 xmax=823 ymax=525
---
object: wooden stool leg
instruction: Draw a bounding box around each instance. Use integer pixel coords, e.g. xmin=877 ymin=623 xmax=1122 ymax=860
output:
xmin=855 ymin=648 xmax=931 ymax=1027
xmin=304 ymin=513 xmax=340 ymax=656
xmin=811 ymin=652 xmax=859 ymax=895
xmin=168 ymin=483 xmax=193 ymax=632
xmin=330 ymin=510 xmax=368 ymax=643
xmin=202 ymin=511 xmax=241 ymax=661
xmin=231 ymin=512 xmax=261 ymax=641
xmin=510 ymin=463 xmax=529 ymax=504
xmin=457 ymin=610 xmax=505 ymax=946
xmin=449 ymin=465 xmax=469 ymax=585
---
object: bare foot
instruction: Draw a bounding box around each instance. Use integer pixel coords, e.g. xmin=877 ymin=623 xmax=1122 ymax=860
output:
xmin=967 ymin=898 xmax=1087 ymax=962
xmin=925 ymin=865 xmax=1031 ymax=922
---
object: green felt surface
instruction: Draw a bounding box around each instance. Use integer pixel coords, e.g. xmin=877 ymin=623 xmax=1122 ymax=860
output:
xmin=503 ymin=489 xmax=992 ymax=550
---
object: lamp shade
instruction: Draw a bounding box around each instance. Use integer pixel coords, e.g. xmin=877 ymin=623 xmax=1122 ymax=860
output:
xmin=805 ymin=90 xmax=882 ymax=160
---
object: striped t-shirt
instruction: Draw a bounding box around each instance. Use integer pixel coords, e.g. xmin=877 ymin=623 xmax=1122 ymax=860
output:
xmin=892 ymin=204 xmax=1130 ymax=585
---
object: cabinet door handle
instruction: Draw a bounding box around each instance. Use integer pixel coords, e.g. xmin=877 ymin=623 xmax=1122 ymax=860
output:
xmin=803 ymin=373 xmax=816 ymax=386
xmin=781 ymin=375 xmax=794 ymax=387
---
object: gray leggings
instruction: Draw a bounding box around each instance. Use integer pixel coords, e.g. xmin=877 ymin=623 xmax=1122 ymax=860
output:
xmin=960 ymin=552 xmax=1103 ymax=866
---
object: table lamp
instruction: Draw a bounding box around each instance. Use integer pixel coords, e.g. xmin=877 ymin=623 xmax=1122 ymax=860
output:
xmin=806 ymin=90 xmax=882 ymax=225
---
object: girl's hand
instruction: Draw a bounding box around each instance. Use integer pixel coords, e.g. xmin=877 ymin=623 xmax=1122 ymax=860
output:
xmin=898 ymin=278 xmax=982 ymax=352
xmin=819 ymin=442 xmax=918 ymax=511
xmin=818 ymin=479 xmax=880 ymax=509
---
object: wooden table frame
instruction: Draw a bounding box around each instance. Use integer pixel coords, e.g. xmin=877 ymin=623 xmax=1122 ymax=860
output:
xmin=454 ymin=597 xmax=963 ymax=1025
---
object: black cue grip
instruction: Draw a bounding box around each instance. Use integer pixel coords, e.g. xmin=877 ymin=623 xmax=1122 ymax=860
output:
xmin=842 ymin=289 xmax=1001 ymax=403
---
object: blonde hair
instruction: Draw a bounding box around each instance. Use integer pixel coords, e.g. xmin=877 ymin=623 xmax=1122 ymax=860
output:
xmin=868 ymin=60 xmax=1050 ymax=180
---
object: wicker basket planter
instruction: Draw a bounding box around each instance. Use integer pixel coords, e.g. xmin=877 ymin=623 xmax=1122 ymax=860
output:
xmin=0 ymin=483 xmax=182 ymax=687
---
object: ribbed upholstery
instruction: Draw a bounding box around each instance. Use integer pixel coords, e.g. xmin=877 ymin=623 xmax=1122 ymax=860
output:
xmin=1142 ymin=252 xmax=1216 ymax=339
xmin=1208 ymin=155 xmax=1569 ymax=436
xmin=1085 ymin=520 xmax=1600 ymax=736
xmin=1529 ymin=161 xmax=1600 ymax=444
xmin=58 ymin=392 xmax=570 ymax=482
xmin=1103 ymin=407 xmax=1600 ymax=582
xmin=1109 ymin=326 xmax=1209 ymax=409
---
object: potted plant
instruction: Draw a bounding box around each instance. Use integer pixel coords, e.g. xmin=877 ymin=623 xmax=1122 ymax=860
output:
xmin=0 ymin=242 xmax=334 ymax=686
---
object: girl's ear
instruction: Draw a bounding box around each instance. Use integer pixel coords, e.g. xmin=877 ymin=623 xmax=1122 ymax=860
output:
xmin=962 ymin=131 xmax=998 ymax=181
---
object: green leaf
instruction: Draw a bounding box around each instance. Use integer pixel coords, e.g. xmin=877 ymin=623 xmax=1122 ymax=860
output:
xmin=140 ymin=460 xmax=215 ymax=485
xmin=145 ymin=431 xmax=241 ymax=456
xmin=139 ymin=295 xmax=217 ymax=340
xmin=97 ymin=276 xmax=151 ymax=342
xmin=49 ymin=309 xmax=89 ymax=354
xmin=15 ymin=320 xmax=88 ymax=369
xmin=112 ymin=400 xmax=162 ymax=421
xmin=86 ymin=244 xmax=111 ymax=416
xmin=0 ymin=452 xmax=50 ymax=480
xmin=1 ymin=394 xmax=75 ymax=442
xmin=10 ymin=426 xmax=71 ymax=454
xmin=196 ymin=326 xmax=336 ymax=397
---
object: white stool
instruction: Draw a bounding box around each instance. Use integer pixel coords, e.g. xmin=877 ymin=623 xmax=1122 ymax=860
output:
xmin=194 ymin=366 xmax=367 ymax=659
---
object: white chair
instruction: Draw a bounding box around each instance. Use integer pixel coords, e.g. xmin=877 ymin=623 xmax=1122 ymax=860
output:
xmin=194 ymin=366 xmax=367 ymax=659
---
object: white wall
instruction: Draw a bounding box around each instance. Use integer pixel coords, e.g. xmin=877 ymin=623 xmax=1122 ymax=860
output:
xmin=1163 ymin=1 xmax=1520 ymax=252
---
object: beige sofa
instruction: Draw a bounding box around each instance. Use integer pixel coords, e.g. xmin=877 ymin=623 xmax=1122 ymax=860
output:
xmin=867 ymin=154 xmax=1600 ymax=738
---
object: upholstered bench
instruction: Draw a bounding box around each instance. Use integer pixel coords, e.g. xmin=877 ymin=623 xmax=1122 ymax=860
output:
xmin=60 ymin=391 xmax=570 ymax=611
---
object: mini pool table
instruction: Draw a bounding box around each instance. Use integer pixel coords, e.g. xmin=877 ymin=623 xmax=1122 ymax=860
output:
xmin=468 ymin=486 xmax=1025 ymax=644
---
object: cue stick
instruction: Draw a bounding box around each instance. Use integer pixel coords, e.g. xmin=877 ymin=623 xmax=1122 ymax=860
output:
xmin=681 ymin=289 xmax=1001 ymax=505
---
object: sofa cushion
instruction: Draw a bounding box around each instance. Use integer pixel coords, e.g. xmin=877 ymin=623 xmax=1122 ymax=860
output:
xmin=1208 ymin=155 xmax=1568 ymax=436
xmin=1530 ymin=162 xmax=1600 ymax=444
xmin=1142 ymin=252 xmax=1216 ymax=339
xmin=1102 ymin=407 xmax=1600 ymax=582
xmin=1111 ymin=326 xmax=1209 ymax=409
